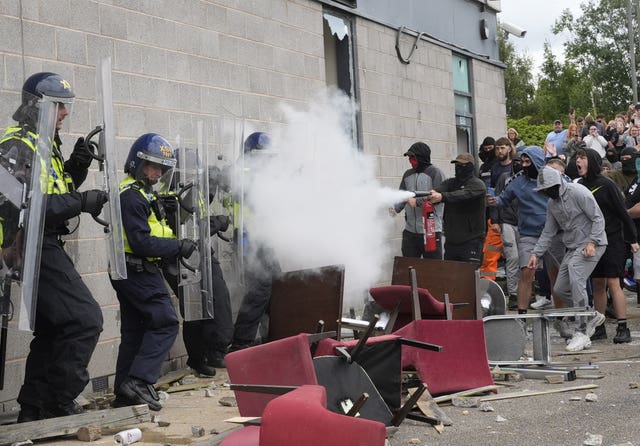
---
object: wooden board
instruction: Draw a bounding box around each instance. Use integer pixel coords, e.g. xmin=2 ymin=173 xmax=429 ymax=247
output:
xmin=392 ymin=257 xmax=479 ymax=320
xmin=0 ymin=404 xmax=150 ymax=445
xmin=268 ymin=265 xmax=344 ymax=341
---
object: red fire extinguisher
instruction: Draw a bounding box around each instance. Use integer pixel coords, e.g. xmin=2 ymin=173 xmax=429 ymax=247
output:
xmin=422 ymin=200 xmax=437 ymax=252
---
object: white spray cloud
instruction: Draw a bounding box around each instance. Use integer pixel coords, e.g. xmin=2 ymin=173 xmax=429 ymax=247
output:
xmin=242 ymin=90 xmax=412 ymax=307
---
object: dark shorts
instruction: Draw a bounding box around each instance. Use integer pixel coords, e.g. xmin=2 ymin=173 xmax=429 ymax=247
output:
xmin=591 ymin=237 xmax=626 ymax=278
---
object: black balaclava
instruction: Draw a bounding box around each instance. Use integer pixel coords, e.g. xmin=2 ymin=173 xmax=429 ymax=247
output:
xmin=581 ymin=148 xmax=602 ymax=183
xmin=511 ymin=153 xmax=522 ymax=174
xmin=605 ymin=148 xmax=619 ymax=163
xmin=407 ymin=142 xmax=432 ymax=172
xmin=454 ymin=163 xmax=475 ymax=182
xmin=621 ymin=147 xmax=639 ymax=175
xmin=542 ymin=184 xmax=560 ymax=200
xmin=478 ymin=136 xmax=496 ymax=163
xmin=524 ymin=162 xmax=538 ymax=179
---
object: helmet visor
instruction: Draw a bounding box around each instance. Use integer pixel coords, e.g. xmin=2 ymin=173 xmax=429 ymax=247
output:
xmin=13 ymin=92 xmax=74 ymax=131
xmin=136 ymin=150 xmax=177 ymax=171
xmin=136 ymin=160 xmax=175 ymax=193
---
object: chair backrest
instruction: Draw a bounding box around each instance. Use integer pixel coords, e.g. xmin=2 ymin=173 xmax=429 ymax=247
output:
xmin=370 ymin=285 xmax=449 ymax=331
xmin=394 ymin=320 xmax=494 ymax=396
xmin=259 ymin=385 xmax=386 ymax=446
xmin=391 ymin=256 xmax=479 ymax=319
xmin=226 ymin=334 xmax=318 ymax=416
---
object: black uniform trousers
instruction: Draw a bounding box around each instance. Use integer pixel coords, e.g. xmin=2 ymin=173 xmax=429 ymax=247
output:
xmin=232 ymin=245 xmax=280 ymax=345
xmin=401 ymin=230 xmax=443 ymax=260
xmin=165 ymin=258 xmax=233 ymax=365
xmin=17 ymin=236 xmax=103 ymax=410
xmin=110 ymin=265 xmax=178 ymax=392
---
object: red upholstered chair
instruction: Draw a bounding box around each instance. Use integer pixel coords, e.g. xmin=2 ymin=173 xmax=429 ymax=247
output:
xmin=219 ymin=426 xmax=260 ymax=446
xmin=221 ymin=385 xmax=387 ymax=446
xmin=394 ymin=319 xmax=494 ymax=396
xmin=370 ymin=284 xmax=452 ymax=332
xmin=225 ymin=333 xmax=318 ymax=417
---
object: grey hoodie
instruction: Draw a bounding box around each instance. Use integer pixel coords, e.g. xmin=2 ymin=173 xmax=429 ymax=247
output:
xmin=532 ymin=166 xmax=607 ymax=257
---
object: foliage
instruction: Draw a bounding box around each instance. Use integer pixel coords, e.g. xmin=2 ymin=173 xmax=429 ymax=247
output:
xmin=552 ymin=0 xmax=637 ymax=116
xmin=500 ymin=36 xmax=536 ymax=118
xmin=502 ymin=0 xmax=640 ymax=125
xmin=535 ymin=43 xmax=593 ymax=122
xmin=507 ymin=117 xmax=552 ymax=147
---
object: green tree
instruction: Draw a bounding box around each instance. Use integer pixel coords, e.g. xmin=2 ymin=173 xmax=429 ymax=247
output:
xmin=535 ymin=43 xmax=592 ymax=122
xmin=553 ymin=0 xmax=638 ymax=116
xmin=500 ymin=36 xmax=536 ymax=118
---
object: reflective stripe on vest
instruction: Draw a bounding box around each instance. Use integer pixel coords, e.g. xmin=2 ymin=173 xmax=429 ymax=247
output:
xmin=119 ymin=175 xmax=176 ymax=261
xmin=0 ymin=126 xmax=72 ymax=194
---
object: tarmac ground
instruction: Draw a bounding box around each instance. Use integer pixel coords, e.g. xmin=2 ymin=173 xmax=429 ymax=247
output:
xmin=3 ymin=291 xmax=640 ymax=446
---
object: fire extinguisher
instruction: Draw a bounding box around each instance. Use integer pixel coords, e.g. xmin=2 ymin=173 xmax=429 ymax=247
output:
xmin=422 ymin=200 xmax=437 ymax=252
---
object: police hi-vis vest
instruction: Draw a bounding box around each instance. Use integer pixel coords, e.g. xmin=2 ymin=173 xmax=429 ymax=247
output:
xmin=0 ymin=126 xmax=74 ymax=194
xmin=119 ymin=175 xmax=176 ymax=261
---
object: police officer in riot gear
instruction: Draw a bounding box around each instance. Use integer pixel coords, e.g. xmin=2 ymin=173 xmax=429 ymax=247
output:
xmin=111 ymin=133 xmax=196 ymax=411
xmin=0 ymin=72 xmax=107 ymax=421
xmin=158 ymin=149 xmax=233 ymax=375
xmin=228 ymin=132 xmax=281 ymax=352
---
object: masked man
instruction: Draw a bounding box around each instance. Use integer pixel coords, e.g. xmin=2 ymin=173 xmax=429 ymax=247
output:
xmin=428 ymin=153 xmax=486 ymax=263
xmin=528 ymin=166 xmax=607 ymax=352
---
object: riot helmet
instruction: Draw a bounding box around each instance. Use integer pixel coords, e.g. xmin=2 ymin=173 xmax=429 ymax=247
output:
xmin=13 ymin=72 xmax=75 ymax=128
xmin=243 ymin=132 xmax=271 ymax=153
xmin=124 ymin=133 xmax=176 ymax=189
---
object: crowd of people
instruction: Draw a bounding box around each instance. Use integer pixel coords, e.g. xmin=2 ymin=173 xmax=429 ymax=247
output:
xmin=395 ymin=108 xmax=640 ymax=352
xmin=3 ymin=69 xmax=639 ymax=423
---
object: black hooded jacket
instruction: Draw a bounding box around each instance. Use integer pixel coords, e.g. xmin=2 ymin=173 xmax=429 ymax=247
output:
xmin=578 ymin=148 xmax=637 ymax=243
xmin=396 ymin=142 xmax=445 ymax=233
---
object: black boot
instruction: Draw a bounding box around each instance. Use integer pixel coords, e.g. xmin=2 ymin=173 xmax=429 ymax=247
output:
xmin=118 ymin=377 xmax=162 ymax=411
xmin=187 ymin=360 xmax=216 ymax=377
xmin=17 ymin=403 xmax=41 ymax=423
xmin=41 ymin=400 xmax=85 ymax=419
xmin=207 ymin=350 xmax=226 ymax=369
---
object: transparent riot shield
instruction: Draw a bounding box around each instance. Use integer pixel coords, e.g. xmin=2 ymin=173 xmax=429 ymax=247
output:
xmin=175 ymin=121 xmax=214 ymax=321
xmin=95 ymin=57 xmax=127 ymax=280
xmin=214 ymin=117 xmax=246 ymax=287
xmin=0 ymin=98 xmax=58 ymax=332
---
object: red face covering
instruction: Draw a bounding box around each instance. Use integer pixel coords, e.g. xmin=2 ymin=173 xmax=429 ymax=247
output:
xmin=408 ymin=156 xmax=418 ymax=169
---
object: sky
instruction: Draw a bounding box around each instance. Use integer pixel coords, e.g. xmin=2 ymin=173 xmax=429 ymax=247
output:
xmin=498 ymin=0 xmax=584 ymax=76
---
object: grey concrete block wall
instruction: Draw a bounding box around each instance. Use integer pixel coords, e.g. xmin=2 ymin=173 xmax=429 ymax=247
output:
xmin=356 ymin=18 xmax=506 ymax=255
xmin=0 ymin=0 xmax=506 ymax=407
xmin=472 ymin=60 xmax=508 ymax=143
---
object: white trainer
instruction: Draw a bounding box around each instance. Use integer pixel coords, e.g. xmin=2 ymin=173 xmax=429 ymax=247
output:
xmin=566 ymin=332 xmax=592 ymax=352
xmin=530 ymin=296 xmax=553 ymax=310
xmin=585 ymin=311 xmax=606 ymax=338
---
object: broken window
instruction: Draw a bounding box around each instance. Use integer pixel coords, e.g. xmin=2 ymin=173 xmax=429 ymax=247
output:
xmin=323 ymin=9 xmax=361 ymax=149
xmin=452 ymin=54 xmax=475 ymax=157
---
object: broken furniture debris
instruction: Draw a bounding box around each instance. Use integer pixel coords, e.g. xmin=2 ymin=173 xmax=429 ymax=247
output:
xmin=0 ymin=404 xmax=150 ymax=445
xmin=391 ymin=256 xmax=480 ymax=319
xmin=484 ymin=307 xmax=599 ymax=365
xmin=219 ymin=385 xmax=386 ymax=446
xmin=269 ymin=264 xmax=345 ymax=341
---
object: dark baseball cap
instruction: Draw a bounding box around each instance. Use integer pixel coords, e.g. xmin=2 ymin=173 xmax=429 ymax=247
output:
xmin=451 ymin=153 xmax=475 ymax=165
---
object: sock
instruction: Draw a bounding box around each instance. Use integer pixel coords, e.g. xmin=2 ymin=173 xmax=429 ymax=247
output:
xmin=618 ymin=319 xmax=627 ymax=329
xmin=518 ymin=309 xmax=527 ymax=315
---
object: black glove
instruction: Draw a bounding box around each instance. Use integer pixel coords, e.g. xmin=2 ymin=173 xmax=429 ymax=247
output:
xmin=157 ymin=194 xmax=179 ymax=217
xmin=209 ymin=215 xmax=230 ymax=235
xmin=179 ymin=239 xmax=197 ymax=259
xmin=80 ymin=189 xmax=109 ymax=216
xmin=69 ymin=137 xmax=94 ymax=170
